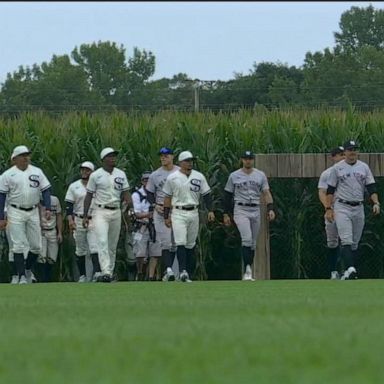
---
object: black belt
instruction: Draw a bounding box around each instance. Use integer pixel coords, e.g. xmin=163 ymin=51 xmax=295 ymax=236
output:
xmin=42 ymin=227 xmax=55 ymax=231
xmin=174 ymin=205 xmax=198 ymax=211
xmin=11 ymin=204 xmax=36 ymax=211
xmin=74 ymin=213 xmax=92 ymax=219
xmin=98 ymin=205 xmax=119 ymax=210
xmin=237 ymin=202 xmax=258 ymax=207
xmin=337 ymin=199 xmax=363 ymax=207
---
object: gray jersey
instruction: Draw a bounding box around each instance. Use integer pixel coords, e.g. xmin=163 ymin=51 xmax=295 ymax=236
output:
xmin=318 ymin=167 xmax=332 ymax=190
xmin=146 ymin=165 xmax=180 ymax=204
xmin=328 ymin=159 xmax=375 ymax=201
xmin=224 ymin=168 xmax=269 ymax=204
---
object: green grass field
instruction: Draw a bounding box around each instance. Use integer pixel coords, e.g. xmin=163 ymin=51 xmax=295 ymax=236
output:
xmin=0 ymin=280 xmax=384 ymax=384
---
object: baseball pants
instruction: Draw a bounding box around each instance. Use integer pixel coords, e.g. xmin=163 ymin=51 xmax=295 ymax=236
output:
xmin=7 ymin=206 xmax=42 ymax=256
xmin=153 ymin=210 xmax=176 ymax=252
xmin=334 ymin=201 xmax=364 ymax=251
xmin=324 ymin=219 xmax=339 ymax=248
xmin=39 ymin=229 xmax=58 ymax=264
xmin=171 ymin=208 xmax=199 ymax=249
xmin=233 ymin=206 xmax=261 ymax=249
xmin=93 ymin=207 xmax=121 ymax=276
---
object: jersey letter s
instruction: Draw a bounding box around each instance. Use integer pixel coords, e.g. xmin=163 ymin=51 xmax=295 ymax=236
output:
xmin=190 ymin=179 xmax=201 ymax=192
xmin=29 ymin=175 xmax=40 ymax=188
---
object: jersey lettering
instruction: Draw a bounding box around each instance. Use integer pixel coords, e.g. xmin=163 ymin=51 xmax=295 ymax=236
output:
xmin=114 ymin=177 xmax=124 ymax=190
xmin=190 ymin=179 xmax=201 ymax=192
xmin=29 ymin=175 xmax=40 ymax=188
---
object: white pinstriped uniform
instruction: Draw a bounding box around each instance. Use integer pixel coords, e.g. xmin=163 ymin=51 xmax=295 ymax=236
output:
xmin=86 ymin=167 xmax=129 ymax=276
xmin=0 ymin=165 xmax=51 ymax=256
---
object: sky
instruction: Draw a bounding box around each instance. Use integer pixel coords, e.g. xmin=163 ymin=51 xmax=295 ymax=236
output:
xmin=0 ymin=1 xmax=383 ymax=83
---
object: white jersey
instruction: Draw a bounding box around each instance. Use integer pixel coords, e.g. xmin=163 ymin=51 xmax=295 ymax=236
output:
xmin=65 ymin=179 xmax=95 ymax=215
xmin=163 ymin=169 xmax=211 ymax=206
xmin=146 ymin=165 xmax=180 ymax=204
xmin=40 ymin=195 xmax=61 ymax=230
xmin=86 ymin=167 xmax=129 ymax=207
xmin=0 ymin=164 xmax=51 ymax=207
xmin=224 ymin=168 xmax=269 ymax=204
xmin=328 ymin=159 xmax=375 ymax=201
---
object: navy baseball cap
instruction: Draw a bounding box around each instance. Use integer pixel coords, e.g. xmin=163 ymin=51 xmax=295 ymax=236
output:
xmin=159 ymin=147 xmax=173 ymax=155
xmin=343 ymin=140 xmax=359 ymax=150
xmin=241 ymin=150 xmax=255 ymax=159
xmin=330 ymin=146 xmax=344 ymax=157
xmin=141 ymin=171 xmax=152 ymax=180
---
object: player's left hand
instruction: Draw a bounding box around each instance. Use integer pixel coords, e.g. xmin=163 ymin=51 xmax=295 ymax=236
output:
xmin=373 ymin=203 xmax=381 ymax=215
xmin=57 ymin=233 xmax=63 ymax=244
xmin=45 ymin=209 xmax=52 ymax=221
xmin=208 ymin=211 xmax=215 ymax=222
xmin=267 ymin=210 xmax=276 ymax=221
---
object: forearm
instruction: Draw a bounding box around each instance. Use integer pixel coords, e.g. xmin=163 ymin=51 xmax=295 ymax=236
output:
xmin=223 ymin=191 xmax=233 ymax=215
xmin=318 ymin=189 xmax=328 ymax=208
xmin=56 ymin=214 xmax=63 ymax=234
xmin=42 ymin=188 xmax=52 ymax=210
xmin=163 ymin=196 xmax=172 ymax=219
xmin=203 ymin=193 xmax=213 ymax=211
xmin=0 ymin=193 xmax=6 ymax=220
xmin=83 ymin=192 xmax=93 ymax=216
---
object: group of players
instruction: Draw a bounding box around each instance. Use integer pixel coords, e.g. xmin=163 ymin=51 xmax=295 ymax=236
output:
xmin=0 ymin=138 xmax=380 ymax=284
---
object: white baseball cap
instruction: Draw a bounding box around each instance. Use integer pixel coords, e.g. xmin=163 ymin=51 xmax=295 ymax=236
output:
xmin=80 ymin=161 xmax=95 ymax=171
xmin=11 ymin=145 xmax=31 ymax=160
xmin=178 ymin=151 xmax=195 ymax=162
xmin=100 ymin=147 xmax=119 ymax=160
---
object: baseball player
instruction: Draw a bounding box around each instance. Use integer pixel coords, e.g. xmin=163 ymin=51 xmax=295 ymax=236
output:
xmin=146 ymin=147 xmax=180 ymax=281
xmin=326 ymin=140 xmax=380 ymax=280
xmin=65 ymin=161 xmax=99 ymax=283
xmin=318 ymin=146 xmax=345 ymax=279
xmin=0 ymin=145 xmax=51 ymax=284
xmin=36 ymin=194 xmax=63 ymax=282
xmin=163 ymin=150 xmax=215 ymax=283
xmin=223 ymin=151 xmax=275 ymax=281
xmin=132 ymin=171 xmax=162 ymax=281
xmin=82 ymin=147 xmax=131 ymax=283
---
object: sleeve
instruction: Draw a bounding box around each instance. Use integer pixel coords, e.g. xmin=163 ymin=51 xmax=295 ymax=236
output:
xmin=131 ymin=192 xmax=141 ymax=213
xmin=121 ymin=172 xmax=130 ymax=191
xmin=86 ymin=173 xmax=97 ymax=193
xmin=318 ymin=170 xmax=328 ymax=189
xmin=224 ymin=174 xmax=234 ymax=193
xmin=260 ymin=172 xmax=270 ymax=192
xmin=39 ymin=169 xmax=51 ymax=192
xmin=162 ymin=177 xmax=173 ymax=197
xmin=200 ymin=174 xmax=211 ymax=196
xmin=146 ymin=173 xmax=155 ymax=194
xmin=327 ymin=167 xmax=337 ymax=188
xmin=0 ymin=174 xmax=9 ymax=194
xmin=64 ymin=184 xmax=75 ymax=203
xmin=365 ymin=164 xmax=375 ymax=185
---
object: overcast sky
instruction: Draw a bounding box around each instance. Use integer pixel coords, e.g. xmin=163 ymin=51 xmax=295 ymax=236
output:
xmin=0 ymin=2 xmax=382 ymax=83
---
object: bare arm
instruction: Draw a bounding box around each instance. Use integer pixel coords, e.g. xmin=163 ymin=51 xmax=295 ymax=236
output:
xmin=318 ymin=189 xmax=328 ymax=209
xmin=56 ymin=212 xmax=63 ymax=243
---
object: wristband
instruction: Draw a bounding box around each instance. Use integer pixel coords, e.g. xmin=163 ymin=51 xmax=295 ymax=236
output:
xmin=267 ymin=203 xmax=274 ymax=212
xmin=163 ymin=207 xmax=170 ymax=220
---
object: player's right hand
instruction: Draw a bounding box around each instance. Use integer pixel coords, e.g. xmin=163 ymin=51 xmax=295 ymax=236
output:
xmin=325 ymin=209 xmax=334 ymax=222
xmin=223 ymin=214 xmax=231 ymax=226
xmin=164 ymin=218 xmax=172 ymax=228
xmin=155 ymin=204 xmax=164 ymax=214
xmin=82 ymin=217 xmax=89 ymax=228
xmin=0 ymin=219 xmax=7 ymax=230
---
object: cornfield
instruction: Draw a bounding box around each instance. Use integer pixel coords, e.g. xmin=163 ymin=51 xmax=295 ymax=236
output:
xmin=1 ymin=107 xmax=384 ymax=281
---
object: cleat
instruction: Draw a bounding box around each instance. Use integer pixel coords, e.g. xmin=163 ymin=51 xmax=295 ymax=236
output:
xmin=78 ymin=275 xmax=87 ymax=283
xmin=92 ymin=272 xmax=102 ymax=282
xmin=19 ymin=275 xmax=28 ymax=285
xmin=330 ymin=271 xmax=340 ymax=280
xmin=10 ymin=275 xmax=19 ymax=284
xmin=25 ymin=269 xmax=33 ymax=284
xmin=180 ymin=270 xmax=192 ymax=283
xmin=242 ymin=265 xmax=255 ymax=281
xmin=162 ymin=267 xmax=175 ymax=282
xmin=341 ymin=267 xmax=357 ymax=280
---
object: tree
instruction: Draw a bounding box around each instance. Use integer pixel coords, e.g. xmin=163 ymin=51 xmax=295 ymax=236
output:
xmin=335 ymin=5 xmax=384 ymax=51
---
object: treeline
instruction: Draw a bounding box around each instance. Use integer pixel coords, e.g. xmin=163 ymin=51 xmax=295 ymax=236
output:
xmin=2 ymin=5 xmax=384 ymax=113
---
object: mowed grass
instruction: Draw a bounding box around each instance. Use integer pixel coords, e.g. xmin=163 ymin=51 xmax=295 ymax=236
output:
xmin=0 ymin=281 xmax=384 ymax=384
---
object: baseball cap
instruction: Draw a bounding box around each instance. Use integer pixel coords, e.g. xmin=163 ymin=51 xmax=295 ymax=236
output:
xmin=80 ymin=161 xmax=95 ymax=171
xmin=343 ymin=140 xmax=359 ymax=150
xmin=159 ymin=147 xmax=173 ymax=155
xmin=240 ymin=150 xmax=255 ymax=159
xmin=178 ymin=151 xmax=195 ymax=162
xmin=100 ymin=147 xmax=119 ymax=160
xmin=11 ymin=145 xmax=31 ymax=160
xmin=141 ymin=171 xmax=152 ymax=180
xmin=330 ymin=146 xmax=344 ymax=157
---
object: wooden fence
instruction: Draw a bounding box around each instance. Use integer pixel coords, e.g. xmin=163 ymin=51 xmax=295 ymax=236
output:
xmin=254 ymin=153 xmax=384 ymax=280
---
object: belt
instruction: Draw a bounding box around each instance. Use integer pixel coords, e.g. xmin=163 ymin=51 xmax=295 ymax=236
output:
xmin=98 ymin=205 xmax=119 ymax=210
xmin=174 ymin=205 xmax=198 ymax=211
xmin=10 ymin=204 xmax=37 ymax=211
xmin=42 ymin=227 xmax=56 ymax=231
xmin=337 ymin=199 xmax=363 ymax=207
xmin=74 ymin=213 xmax=92 ymax=219
xmin=237 ymin=202 xmax=258 ymax=207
